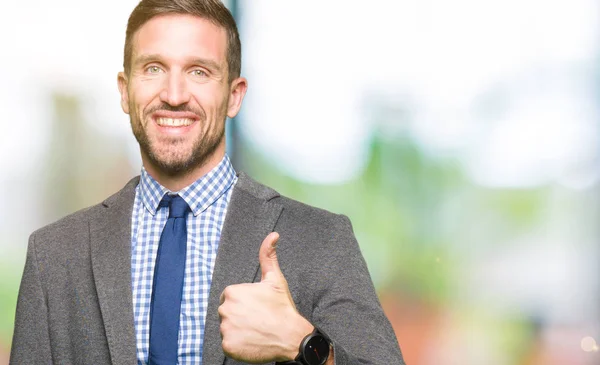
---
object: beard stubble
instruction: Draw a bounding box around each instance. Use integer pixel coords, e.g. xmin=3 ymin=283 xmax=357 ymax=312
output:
xmin=130 ymin=102 xmax=225 ymax=177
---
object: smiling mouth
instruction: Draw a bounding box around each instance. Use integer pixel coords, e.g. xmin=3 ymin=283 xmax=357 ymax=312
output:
xmin=155 ymin=117 xmax=195 ymax=127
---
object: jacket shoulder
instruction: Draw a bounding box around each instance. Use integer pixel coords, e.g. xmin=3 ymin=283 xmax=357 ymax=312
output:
xmin=31 ymin=203 xmax=101 ymax=242
xmin=29 ymin=176 xmax=139 ymax=252
xmin=237 ymin=172 xmax=345 ymax=217
xmin=235 ymin=172 xmax=350 ymax=234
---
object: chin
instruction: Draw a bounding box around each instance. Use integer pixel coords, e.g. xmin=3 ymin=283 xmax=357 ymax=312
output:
xmin=147 ymin=149 xmax=196 ymax=175
xmin=154 ymin=159 xmax=195 ymax=177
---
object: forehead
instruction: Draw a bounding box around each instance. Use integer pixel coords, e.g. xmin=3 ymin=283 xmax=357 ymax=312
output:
xmin=131 ymin=13 xmax=228 ymax=64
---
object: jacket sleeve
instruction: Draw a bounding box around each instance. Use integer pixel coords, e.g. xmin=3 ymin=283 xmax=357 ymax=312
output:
xmin=10 ymin=233 xmax=53 ymax=365
xmin=313 ymin=215 xmax=405 ymax=365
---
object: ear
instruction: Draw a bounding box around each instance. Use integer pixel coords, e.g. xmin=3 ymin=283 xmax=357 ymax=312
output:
xmin=117 ymin=72 xmax=130 ymax=114
xmin=227 ymin=77 xmax=248 ymax=119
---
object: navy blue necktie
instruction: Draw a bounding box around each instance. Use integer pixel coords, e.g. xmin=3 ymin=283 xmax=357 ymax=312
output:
xmin=148 ymin=194 xmax=190 ymax=365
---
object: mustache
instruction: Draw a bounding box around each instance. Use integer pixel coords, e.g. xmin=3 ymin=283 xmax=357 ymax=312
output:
xmin=146 ymin=103 xmax=205 ymax=118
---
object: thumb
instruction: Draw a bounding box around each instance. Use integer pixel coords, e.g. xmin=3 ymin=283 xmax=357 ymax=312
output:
xmin=259 ymin=232 xmax=283 ymax=283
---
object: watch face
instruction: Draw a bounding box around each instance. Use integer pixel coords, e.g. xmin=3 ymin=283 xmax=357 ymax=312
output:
xmin=303 ymin=335 xmax=330 ymax=365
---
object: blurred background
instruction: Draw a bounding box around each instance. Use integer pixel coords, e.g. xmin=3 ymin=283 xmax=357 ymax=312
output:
xmin=1 ymin=0 xmax=599 ymax=364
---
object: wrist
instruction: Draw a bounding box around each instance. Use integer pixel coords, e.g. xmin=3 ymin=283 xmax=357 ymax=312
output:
xmin=325 ymin=349 xmax=335 ymax=365
xmin=281 ymin=314 xmax=314 ymax=361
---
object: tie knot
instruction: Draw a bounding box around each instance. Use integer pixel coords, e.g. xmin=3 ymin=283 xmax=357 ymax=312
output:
xmin=160 ymin=194 xmax=190 ymax=218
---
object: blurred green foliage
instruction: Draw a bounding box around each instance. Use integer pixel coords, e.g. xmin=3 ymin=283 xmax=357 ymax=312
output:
xmin=0 ymin=252 xmax=23 ymax=351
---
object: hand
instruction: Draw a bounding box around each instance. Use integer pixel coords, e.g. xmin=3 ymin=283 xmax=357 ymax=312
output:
xmin=218 ymin=232 xmax=314 ymax=363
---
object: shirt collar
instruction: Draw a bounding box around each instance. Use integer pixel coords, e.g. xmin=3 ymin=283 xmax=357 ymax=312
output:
xmin=139 ymin=154 xmax=237 ymax=216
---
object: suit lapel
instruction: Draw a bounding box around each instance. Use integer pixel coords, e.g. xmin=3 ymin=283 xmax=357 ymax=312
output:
xmin=202 ymin=174 xmax=283 ymax=365
xmin=90 ymin=177 xmax=139 ymax=365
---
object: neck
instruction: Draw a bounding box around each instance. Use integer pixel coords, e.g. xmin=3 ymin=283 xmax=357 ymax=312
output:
xmin=142 ymin=144 xmax=227 ymax=192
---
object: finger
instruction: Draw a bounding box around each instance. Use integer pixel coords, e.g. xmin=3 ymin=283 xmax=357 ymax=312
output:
xmin=259 ymin=232 xmax=282 ymax=282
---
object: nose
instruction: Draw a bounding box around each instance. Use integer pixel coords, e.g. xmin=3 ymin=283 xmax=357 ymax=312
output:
xmin=159 ymin=71 xmax=191 ymax=106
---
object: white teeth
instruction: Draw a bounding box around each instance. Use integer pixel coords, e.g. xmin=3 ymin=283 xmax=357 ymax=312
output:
xmin=156 ymin=118 xmax=193 ymax=127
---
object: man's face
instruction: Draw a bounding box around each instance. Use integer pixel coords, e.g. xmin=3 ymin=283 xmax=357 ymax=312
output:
xmin=118 ymin=14 xmax=246 ymax=176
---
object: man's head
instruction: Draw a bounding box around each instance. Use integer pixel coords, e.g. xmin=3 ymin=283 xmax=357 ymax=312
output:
xmin=118 ymin=0 xmax=247 ymax=184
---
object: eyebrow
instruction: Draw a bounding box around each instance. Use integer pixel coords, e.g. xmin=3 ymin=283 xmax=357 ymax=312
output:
xmin=134 ymin=54 xmax=224 ymax=72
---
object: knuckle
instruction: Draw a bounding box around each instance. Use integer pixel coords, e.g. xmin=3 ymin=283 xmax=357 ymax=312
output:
xmin=222 ymin=285 xmax=233 ymax=298
xmin=221 ymin=338 xmax=233 ymax=355
xmin=217 ymin=304 xmax=226 ymax=318
xmin=219 ymin=317 xmax=231 ymax=333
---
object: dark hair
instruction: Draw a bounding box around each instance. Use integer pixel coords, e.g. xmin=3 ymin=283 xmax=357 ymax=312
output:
xmin=123 ymin=0 xmax=241 ymax=82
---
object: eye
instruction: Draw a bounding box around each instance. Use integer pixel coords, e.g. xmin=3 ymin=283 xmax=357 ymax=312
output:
xmin=146 ymin=66 xmax=163 ymax=74
xmin=191 ymin=69 xmax=207 ymax=77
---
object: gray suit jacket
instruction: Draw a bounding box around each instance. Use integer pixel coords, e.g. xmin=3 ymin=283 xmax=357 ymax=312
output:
xmin=10 ymin=173 xmax=405 ymax=364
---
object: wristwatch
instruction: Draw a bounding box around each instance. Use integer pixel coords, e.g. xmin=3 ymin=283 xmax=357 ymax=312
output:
xmin=276 ymin=327 xmax=331 ymax=365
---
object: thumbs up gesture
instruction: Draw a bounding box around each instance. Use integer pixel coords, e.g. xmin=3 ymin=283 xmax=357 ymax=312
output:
xmin=218 ymin=232 xmax=314 ymax=363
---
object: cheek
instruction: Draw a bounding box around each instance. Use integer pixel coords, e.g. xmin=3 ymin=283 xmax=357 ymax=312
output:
xmin=194 ymin=86 xmax=229 ymax=117
xmin=193 ymin=81 xmax=227 ymax=102
xmin=131 ymin=80 xmax=163 ymax=114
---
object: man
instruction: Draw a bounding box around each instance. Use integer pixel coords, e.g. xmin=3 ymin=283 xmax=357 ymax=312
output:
xmin=10 ymin=0 xmax=405 ymax=364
